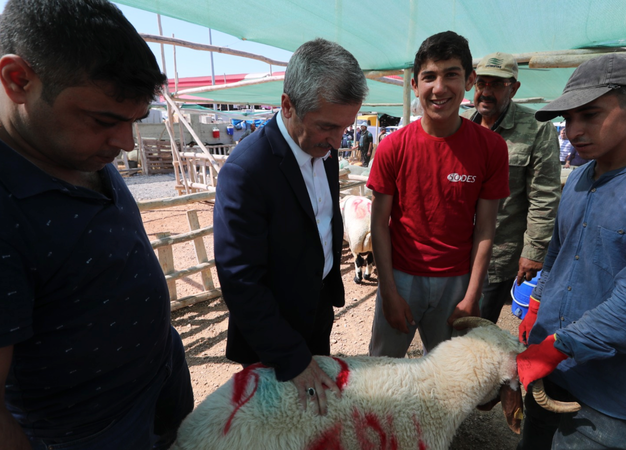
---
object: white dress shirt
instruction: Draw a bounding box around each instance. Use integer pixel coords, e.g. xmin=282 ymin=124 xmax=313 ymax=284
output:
xmin=277 ymin=113 xmax=334 ymax=279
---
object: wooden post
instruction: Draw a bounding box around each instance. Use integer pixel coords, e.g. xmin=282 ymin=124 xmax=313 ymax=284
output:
xmin=164 ymin=119 xmax=190 ymax=195
xmin=134 ymin=124 xmax=148 ymax=175
xmin=162 ymin=92 xmax=221 ymax=175
xmin=156 ymin=232 xmax=177 ymax=301
xmin=402 ymin=68 xmax=412 ymax=128
xmin=187 ymin=210 xmax=215 ymax=291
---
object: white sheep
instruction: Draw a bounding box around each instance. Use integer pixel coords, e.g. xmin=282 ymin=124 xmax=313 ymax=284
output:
xmin=172 ymin=318 xmax=532 ymax=450
xmin=340 ymin=195 xmax=374 ymax=284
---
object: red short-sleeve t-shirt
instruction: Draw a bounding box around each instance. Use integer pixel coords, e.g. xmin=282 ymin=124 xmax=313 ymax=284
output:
xmin=367 ymin=118 xmax=509 ymax=276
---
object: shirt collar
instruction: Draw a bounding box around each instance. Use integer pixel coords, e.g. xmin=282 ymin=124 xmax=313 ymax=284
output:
xmin=584 ymin=161 xmax=626 ymax=188
xmin=469 ymin=103 xmax=513 ymax=131
xmin=276 ymin=112 xmax=331 ymax=168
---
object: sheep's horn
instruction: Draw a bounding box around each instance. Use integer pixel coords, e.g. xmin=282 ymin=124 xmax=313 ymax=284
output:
xmin=532 ymin=379 xmax=581 ymax=413
xmin=452 ymin=316 xmax=496 ymax=330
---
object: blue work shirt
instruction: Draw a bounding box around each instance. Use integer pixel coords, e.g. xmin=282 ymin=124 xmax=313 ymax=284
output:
xmin=531 ymin=161 xmax=626 ymax=420
xmin=0 ymin=141 xmax=172 ymax=438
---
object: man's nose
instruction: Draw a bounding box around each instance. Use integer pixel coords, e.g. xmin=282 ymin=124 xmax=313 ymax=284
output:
xmin=565 ymin=120 xmax=582 ymax=140
xmin=432 ymin=77 xmax=446 ymax=93
xmin=330 ymin=129 xmax=344 ymax=148
xmin=109 ymin=123 xmax=135 ymax=152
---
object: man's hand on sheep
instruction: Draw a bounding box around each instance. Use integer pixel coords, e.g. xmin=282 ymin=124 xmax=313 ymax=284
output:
xmin=381 ymin=289 xmax=415 ymax=333
xmin=291 ymin=358 xmax=341 ymax=416
xmin=518 ymin=296 xmax=540 ymax=345
xmin=447 ymin=296 xmax=480 ymax=328
xmin=516 ymin=334 xmax=568 ymax=389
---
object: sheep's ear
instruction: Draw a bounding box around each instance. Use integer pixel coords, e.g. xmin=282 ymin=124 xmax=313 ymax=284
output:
xmin=500 ymin=385 xmax=523 ymax=434
xmin=476 ymin=395 xmax=500 ymax=411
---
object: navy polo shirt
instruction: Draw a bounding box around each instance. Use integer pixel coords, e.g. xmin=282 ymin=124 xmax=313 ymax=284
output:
xmin=0 ymin=141 xmax=172 ymax=438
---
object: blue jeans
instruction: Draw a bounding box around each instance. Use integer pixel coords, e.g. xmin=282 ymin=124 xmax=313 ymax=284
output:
xmin=518 ymin=379 xmax=626 ymax=450
xmin=369 ymin=269 xmax=469 ymax=356
xmin=29 ymin=329 xmax=194 ymax=450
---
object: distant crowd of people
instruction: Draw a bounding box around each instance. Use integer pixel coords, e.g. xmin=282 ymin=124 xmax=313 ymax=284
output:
xmin=1 ymin=1 xmax=624 ymax=449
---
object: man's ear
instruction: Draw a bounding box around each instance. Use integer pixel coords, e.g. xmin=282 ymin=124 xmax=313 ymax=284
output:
xmin=411 ymin=77 xmax=419 ymax=98
xmin=281 ymin=93 xmax=295 ymax=119
xmin=0 ymin=54 xmax=37 ymax=104
xmin=465 ymin=70 xmax=477 ymax=91
xmin=510 ymin=81 xmax=521 ymax=99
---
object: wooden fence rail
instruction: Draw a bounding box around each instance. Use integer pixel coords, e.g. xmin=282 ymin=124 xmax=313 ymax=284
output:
xmin=137 ymin=192 xmax=219 ymax=311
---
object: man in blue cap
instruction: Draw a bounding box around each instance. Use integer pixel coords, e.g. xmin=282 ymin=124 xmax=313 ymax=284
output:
xmin=516 ymin=53 xmax=626 ymax=449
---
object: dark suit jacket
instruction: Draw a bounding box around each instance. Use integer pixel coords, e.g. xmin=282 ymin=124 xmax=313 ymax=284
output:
xmin=213 ymin=114 xmax=345 ymax=381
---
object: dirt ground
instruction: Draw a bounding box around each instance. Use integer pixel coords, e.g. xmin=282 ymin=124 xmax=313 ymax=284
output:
xmin=141 ymin=200 xmax=523 ymax=450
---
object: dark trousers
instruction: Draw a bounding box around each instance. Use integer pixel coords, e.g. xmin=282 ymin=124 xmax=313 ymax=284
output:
xmin=481 ymin=277 xmax=515 ymax=323
xmin=361 ymin=149 xmax=371 ymax=167
xmin=518 ymin=379 xmax=626 ymax=450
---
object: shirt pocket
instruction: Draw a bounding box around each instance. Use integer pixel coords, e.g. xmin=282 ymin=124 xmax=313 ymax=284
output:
xmin=507 ymin=144 xmax=531 ymax=191
xmin=593 ymin=226 xmax=626 ymax=276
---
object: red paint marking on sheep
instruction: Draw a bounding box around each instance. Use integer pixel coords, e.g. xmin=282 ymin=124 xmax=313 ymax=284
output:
xmin=223 ymin=363 xmax=265 ymax=435
xmin=351 ymin=198 xmax=369 ymax=219
xmin=306 ymin=423 xmax=344 ymax=450
xmin=412 ymin=414 xmax=428 ymax=450
xmin=331 ymin=356 xmax=350 ymax=391
xmin=365 ymin=413 xmax=388 ymax=449
xmin=352 ymin=409 xmax=371 ymax=449
xmin=353 ymin=408 xmax=397 ymax=450
xmin=386 ymin=415 xmax=399 ymax=450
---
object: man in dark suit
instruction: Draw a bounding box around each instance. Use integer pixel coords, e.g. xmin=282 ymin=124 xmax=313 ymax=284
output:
xmin=213 ymin=38 xmax=368 ymax=416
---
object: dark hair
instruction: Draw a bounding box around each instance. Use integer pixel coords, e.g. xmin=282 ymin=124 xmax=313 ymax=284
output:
xmin=0 ymin=0 xmax=167 ymax=104
xmin=283 ymin=38 xmax=368 ymax=118
xmin=413 ymin=31 xmax=473 ymax=82
xmin=610 ymin=86 xmax=626 ymax=109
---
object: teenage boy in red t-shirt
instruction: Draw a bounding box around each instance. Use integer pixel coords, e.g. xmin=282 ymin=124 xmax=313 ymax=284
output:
xmin=367 ymin=31 xmax=510 ymax=357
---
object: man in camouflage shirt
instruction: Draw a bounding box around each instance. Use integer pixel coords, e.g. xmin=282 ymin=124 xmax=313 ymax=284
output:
xmin=462 ymin=52 xmax=561 ymax=323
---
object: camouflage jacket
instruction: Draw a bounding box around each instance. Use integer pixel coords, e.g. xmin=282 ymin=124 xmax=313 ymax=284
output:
xmin=462 ymin=103 xmax=561 ymax=283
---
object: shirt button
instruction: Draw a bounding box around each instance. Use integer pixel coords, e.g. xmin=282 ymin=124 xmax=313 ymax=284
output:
xmin=317 ymin=219 xmax=320 ymax=224
xmin=591 ymin=188 xmax=596 ymax=193
xmin=560 ymin=317 xmax=565 ymax=321
xmin=575 ymin=255 xmax=579 ymax=260
xmin=583 ymin=223 xmax=587 ymax=227
xmin=318 ymin=198 xmax=322 ymax=202
xmin=619 ymin=230 xmax=625 ymax=235
xmin=567 ymin=286 xmax=572 ymax=291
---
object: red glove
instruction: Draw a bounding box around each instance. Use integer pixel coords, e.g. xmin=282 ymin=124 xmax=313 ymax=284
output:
xmin=517 ymin=334 xmax=568 ymax=390
xmin=518 ymin=296 xmax=540 ymax=345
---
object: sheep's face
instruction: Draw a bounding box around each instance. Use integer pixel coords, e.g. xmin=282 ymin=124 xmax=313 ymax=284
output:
xmin=469 ymin=326 xmax=525 ymax=434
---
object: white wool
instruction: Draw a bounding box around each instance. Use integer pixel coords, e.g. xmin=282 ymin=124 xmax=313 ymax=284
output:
xmin=341 ymin=195 xmax=372 ymax=256
xmin=172 ymin=325 xmax=524 ymax=450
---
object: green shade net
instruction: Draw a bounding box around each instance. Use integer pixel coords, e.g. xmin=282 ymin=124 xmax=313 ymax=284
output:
xmin=118 ymin=0 xmax=624 ymax=109
xmin=190 ymin=79 xmax=408 ymax=116
xmin=188 ymin=69 xmax=577 ymax=117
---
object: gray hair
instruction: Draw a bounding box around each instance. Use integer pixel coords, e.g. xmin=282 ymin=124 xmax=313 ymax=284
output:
xmin=283 ymin=38 xmax=368 ymax=118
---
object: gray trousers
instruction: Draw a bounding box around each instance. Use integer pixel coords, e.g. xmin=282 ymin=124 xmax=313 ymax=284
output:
xmin=369 ymin=269 xmax=469 ymax=357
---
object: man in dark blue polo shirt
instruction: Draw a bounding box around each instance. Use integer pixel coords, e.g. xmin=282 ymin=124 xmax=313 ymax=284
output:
xmin=0 ymin=1 xmax=193 ymax=449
